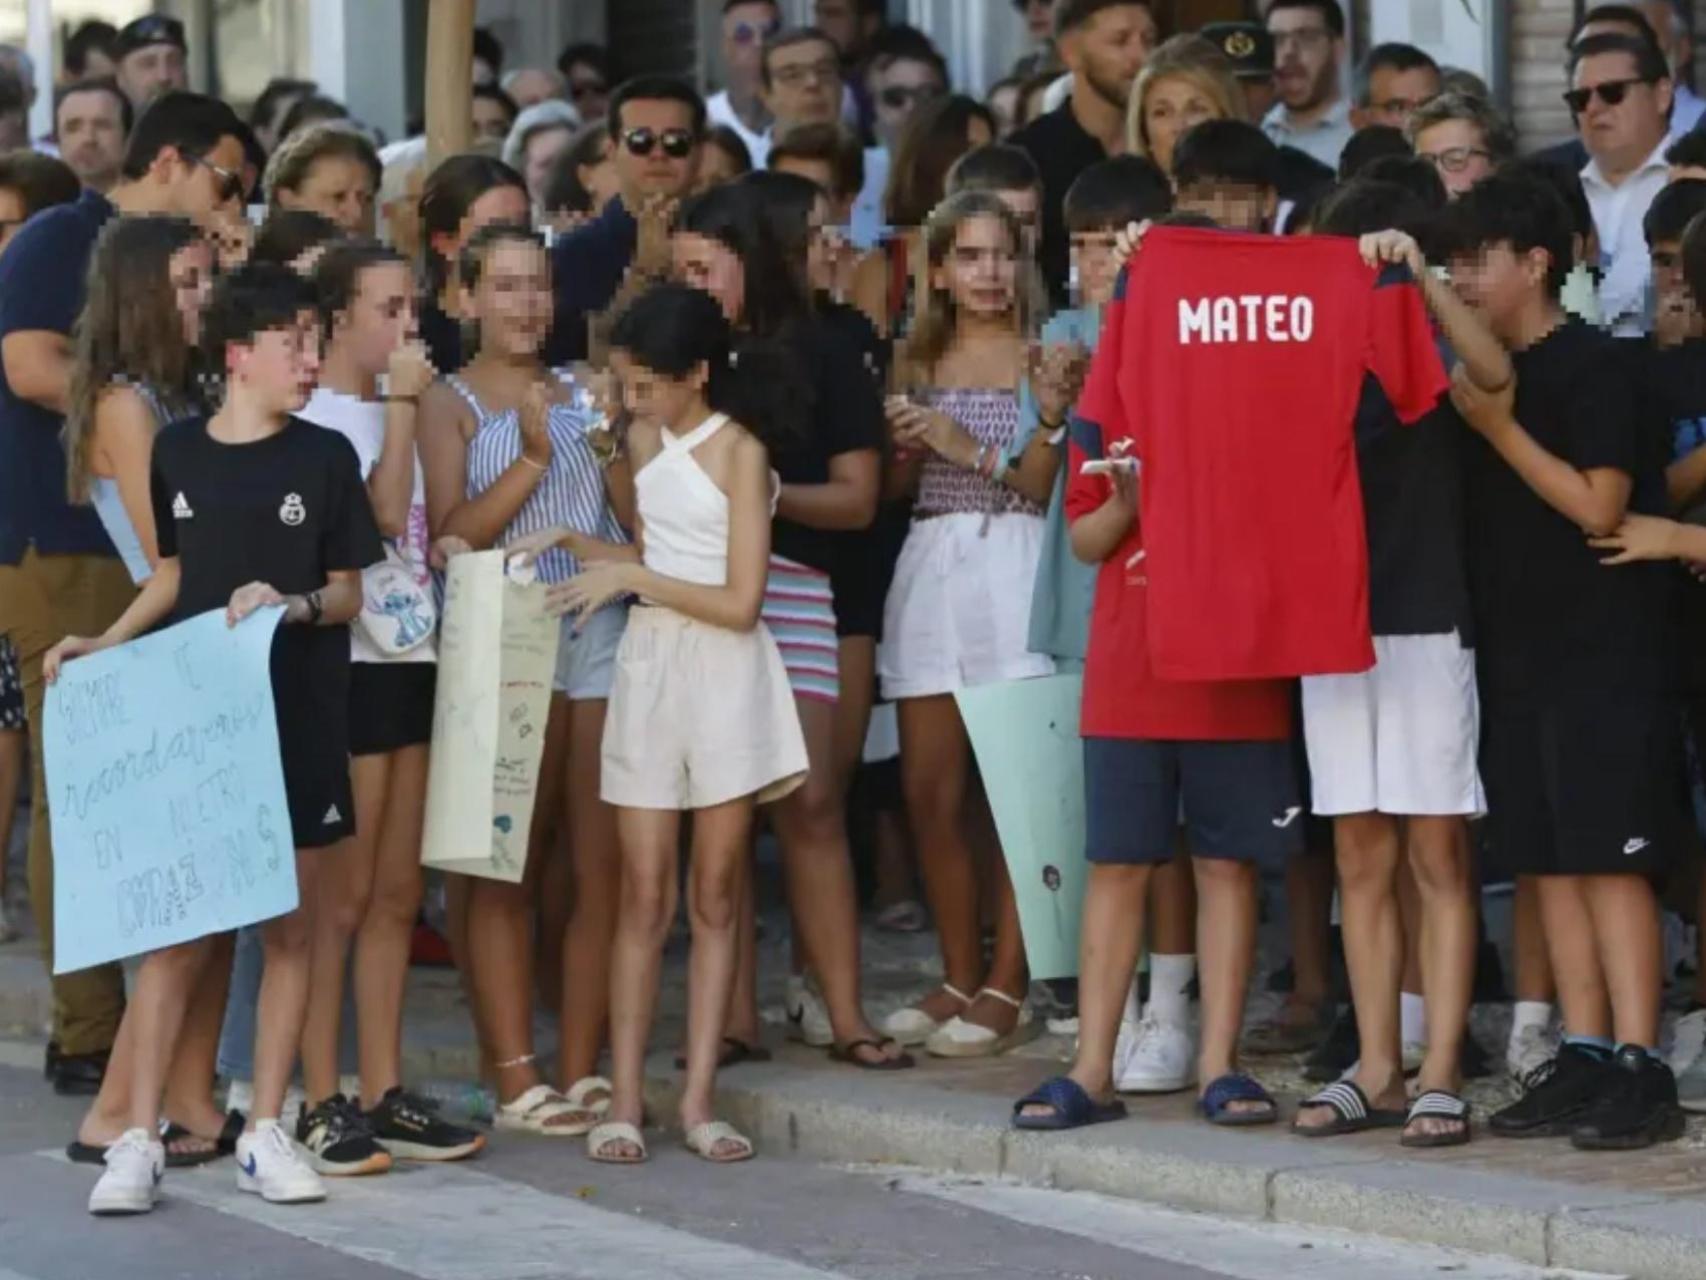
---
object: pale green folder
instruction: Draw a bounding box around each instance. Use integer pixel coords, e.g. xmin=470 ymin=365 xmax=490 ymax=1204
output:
xmin=955 ymin=674 xmax=1086 ymax=980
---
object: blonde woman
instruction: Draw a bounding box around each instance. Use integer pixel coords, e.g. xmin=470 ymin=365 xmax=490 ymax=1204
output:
xmin=1126 ymin=35 xmax=1245 ymax=180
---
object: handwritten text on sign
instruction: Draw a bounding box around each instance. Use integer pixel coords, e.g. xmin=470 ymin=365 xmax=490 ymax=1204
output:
xmin=45 ymin=608 xmax=298 ymax=973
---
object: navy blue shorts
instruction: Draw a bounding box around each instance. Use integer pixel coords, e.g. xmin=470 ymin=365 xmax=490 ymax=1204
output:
xmin=1084 ymin=737 xmax=1304 ymax=869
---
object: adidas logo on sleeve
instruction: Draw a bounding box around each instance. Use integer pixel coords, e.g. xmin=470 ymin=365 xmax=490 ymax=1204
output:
xmin=171 ymin=492 xmax=194 ymax=520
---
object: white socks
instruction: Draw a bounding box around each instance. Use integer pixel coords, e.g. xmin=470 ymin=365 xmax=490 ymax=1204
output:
xmin=1400 ymin=991 xmax=1426 ymax=1046
xmin=1509 ymin=1000 xmax=1553 ymax=1044
xmin=1148 ymin=953 xmax=1195 ymax=1028
xmin=1122 ymin=972 xmax=1142 ymax=1025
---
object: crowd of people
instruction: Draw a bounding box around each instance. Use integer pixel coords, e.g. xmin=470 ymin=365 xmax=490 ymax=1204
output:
xmin=2 ymin=0 xmax=1706 ymax=1224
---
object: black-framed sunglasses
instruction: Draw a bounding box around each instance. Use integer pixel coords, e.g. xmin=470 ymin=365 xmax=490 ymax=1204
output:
xmin=623 ymin=127 xmax=695 ymax=159
xmin=1563 ymin=77 xmax=1653 ymax=113
xmin=188 ymin=151 xmax=245 ymax=204
xmin=1421 ymin=146 xmax=1491 ymax=174
xmin=879 ymin=84 xmax=944 ymax=111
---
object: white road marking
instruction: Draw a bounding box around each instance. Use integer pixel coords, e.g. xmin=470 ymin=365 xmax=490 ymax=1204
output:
xmin=885 ymin=1173 xmax=1626 ymax=1280
xmin=110 ymin=1159 xmax=847 ymax=1280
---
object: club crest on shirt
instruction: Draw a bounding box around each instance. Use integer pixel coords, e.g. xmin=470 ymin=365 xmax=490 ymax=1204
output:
xmin=279 ymin=493 xmax=306 ymax=527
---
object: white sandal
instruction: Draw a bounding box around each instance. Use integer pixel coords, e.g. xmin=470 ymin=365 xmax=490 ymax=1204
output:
xmin=683 ymin=1120 xmax=754 ymax=1164
xmin=587 ymin=1121 xmax=648 ymax=1164
xmin=564 ymin=1076 xmax=613 ymax=1117
xmin=880 ymin=983 xmax=972 ymax=1047
xmin=494 ymin=1083 xmax=595 ymax=1136
xmin=925 ymin=988 xmax=1038 ymax=1059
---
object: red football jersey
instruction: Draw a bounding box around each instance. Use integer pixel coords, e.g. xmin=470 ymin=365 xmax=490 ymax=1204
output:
xmin=1077 ymin=227 xmax=1447 ymax=680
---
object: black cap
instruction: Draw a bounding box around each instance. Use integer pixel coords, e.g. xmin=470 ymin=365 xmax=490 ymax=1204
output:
xmin=1200 ymin=22 xmax=1274 ymax=80
xmin=113 ymin=14 xmax=187 ymax=60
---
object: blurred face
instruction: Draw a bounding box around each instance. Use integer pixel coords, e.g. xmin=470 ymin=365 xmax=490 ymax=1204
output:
xmin=465 ymin=239 xmax=553 ymax=356
xmin=763 ymin=37 xmax=842 ymax=130
xmin=1268 ymin=5 xmax=1342 ymax=112
xmin=230 ymin=311 xmax=322 ymax=413
xmin=1571 ymin=50 xmax=1671 ymax=169
xmin=1650 ymin=236 xmax=1702 ymax=348
xmin=614 ymin=97 xmax=702 ymax=204
xmin=1071 ymin=228 xmax=1122 ymax=307
xmin=0 ymin=188 xmax=27 ymax=256
xmin=989 ymin=83 xmax=1021 ymax=138
xmin=992 ymin=185 xmax=1042 ymax=259
xmin=506 ymin=69 xmax=565 ymax=111
xmin=1360 ymin=63 xmax=1442 ymax=131
xmin=933 ymin=214 xmax=1017 ymax=318
xmin=872 ymin=57 xmax=946 ymax=150
xmin=1145 ymin=75 xmax=1223 ymax=177
xmin=1175 ymin=182 xmax=1274 ymax=233
xmin=1448 ymin=242 xmax=1548 ymax=341
xmin=116 ymin=43 xmax=188 ymax=107
xmin=285 ymin=154 xmax=377 ymax=235
xmin=1414 ymin=118 xmax=1496 ymax=198
xmin=611 ymin=348 xmax=705 ymax=431
xmin=523 ymin=126 xmax=573 ymax=204
xmin=565 ymin=59 xmax=610 ymax=122
xmin=673 ymin=231 xmax=746 ymax=323
xmin=814 ymin=0 xmax=870 ymax=56
xmin=805 ymin=192 xmax=840 ymax=293
xmin=56 ymin=87 xmax=127 ymax=192
xmin=166 ymin=133 xmax=248 ymax=221
xmin=471 ymin=95 xmax=514 ymax=147
xmin=168 ymin=239 xmax=214 ymax=347
xmin=723 ymin=2 xmax=781 ymax=94
xmin=1021 ymin=0 xmax=1054 ymax=42
xmin=1063 ymin=5 xmax=1159 ymax=111
xmin=334 ymin=261 xmax=418 ymax=377
xmin=695 ymin=140 xmax=746 ymax=193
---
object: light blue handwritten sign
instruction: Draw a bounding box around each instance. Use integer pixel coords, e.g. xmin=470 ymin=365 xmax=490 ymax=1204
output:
xmin=956 ymin=674 xmax=1087 ymax=980
xmin=45 ymin=608 xmax=298 ymax=973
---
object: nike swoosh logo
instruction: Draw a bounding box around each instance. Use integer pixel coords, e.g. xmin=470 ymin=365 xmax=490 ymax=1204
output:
xmin=240 ymin=1154 xmax=257 ymax=1177
xmin=1273 ymin=806 xmax=1302 ymax=829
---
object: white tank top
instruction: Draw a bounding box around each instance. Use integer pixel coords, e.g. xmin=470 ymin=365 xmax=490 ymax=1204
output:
xmin=635 ymin=413 xmax=732 ymax=587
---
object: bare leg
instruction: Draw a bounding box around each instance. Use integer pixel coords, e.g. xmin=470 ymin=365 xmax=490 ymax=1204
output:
xmin=353 ymin=745 xmax=428 ymax=1106
xmin=1406 ymin=816 xmax=1477 ymax=1138
xmin=250 ymin=850 xmax=322 ymax=1128
xmin=533 ymin=701 xmax=573 ymax=1018
xmin=897 ymin=696 xmax=984 ymax=1023
xmin=122 ymin=938 xmax=217 ymax=1132
xmin=1537 ymin=877 xmax=1611 ymax=1041
xmin=301 ymin=766 xmax=379 ymax=1106
xmin=1583 ymin=875 xmax=1664 ymax=1047
xmin=557 ymin=699 xmax=620 ymax=1093
xmin=1513 ymin=876 xmax=1555 ymax=1003
xmin=1286 ymin=847 xmax=1335 ymax=1014
xmin=1193 ymin=857 xmax=1264 ymax=1114
xmin=1150 ymin=850 xmax=1197 ymax=958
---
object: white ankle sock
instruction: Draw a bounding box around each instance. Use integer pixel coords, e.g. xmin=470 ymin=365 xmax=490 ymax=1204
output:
xmin=1509 ymin=1000 xmax=1553 ymax=1045
xmin=1148 ymin=953 xmax=1195 ymax=1027
xmin=1122 ymin=973 xmax=1142 ymax=1025
xmin=1400 ymin=991 xmax=1426 ymax=1046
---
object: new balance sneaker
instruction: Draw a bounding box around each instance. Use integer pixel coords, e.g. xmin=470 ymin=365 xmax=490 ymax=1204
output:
xmin=1114 ymin=1013 xmax=1195 ymax=1093
xmin=785 ymin=974 xmax=834 ymax=1048
xmin=237 ymin=1119 xmax=328 ymax=1203
xmin=1489 ymin=1042 xmax=1613 ymax=1138
xmin=365 ymin=1087 xmax=486 ymax=1162
xmin=87 ymin=1127 xmax=163 ymax=1216
xmin=295 ymin=1095 xmax=391 ymax=1177
xmin=1571 ymin=1045 xmax=1687 ymax=1151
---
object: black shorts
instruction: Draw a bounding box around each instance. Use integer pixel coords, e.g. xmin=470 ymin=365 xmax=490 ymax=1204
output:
xmin=1084 ymin=736 xmax=1303 ymax=869
xmin=831 ymin=501 xmax=910 ymax=640
xmin=1480 ymin=690 xmax=1691 ymax=878
xmin=349 ymin=661 xmax=436 ymax=756
xmin=272 ymin=630 xmax=354 ymax=850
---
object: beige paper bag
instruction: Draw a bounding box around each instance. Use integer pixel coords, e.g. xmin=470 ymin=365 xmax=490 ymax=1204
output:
xmin=422 ymin=550 xmax=561 ymax=881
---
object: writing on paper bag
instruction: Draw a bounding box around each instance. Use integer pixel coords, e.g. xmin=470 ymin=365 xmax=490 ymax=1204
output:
xmin=422 ymin=551 xmax=560 ymax=881
xmin=45 ymin=608 xmax=296 ymax=973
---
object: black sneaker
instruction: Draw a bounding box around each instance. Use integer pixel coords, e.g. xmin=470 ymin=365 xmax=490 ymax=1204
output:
xmin=296 ymin=1095 xmax=392 ymax=1176
xmin=1302 ymin=1006 xmax=1359 ymax=1083
xmin=1489 ymin=1042 xmax=1613 ymax=1138
xmin=365 ymin=1087 xmax=486 ymax=1162
xmin=1570 ymin=1045 xmax=1687 ymax=1151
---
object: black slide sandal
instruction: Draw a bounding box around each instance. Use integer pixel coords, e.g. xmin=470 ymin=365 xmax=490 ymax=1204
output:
xmin=828 ymin=1038 xmax=916 ymax=1071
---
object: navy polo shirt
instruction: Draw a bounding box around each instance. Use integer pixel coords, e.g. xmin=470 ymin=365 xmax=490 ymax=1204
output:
xmin=0 ymin=188 xmax=118 ymax=564
xmin=546 ymin=197 xmax=638 ymax=366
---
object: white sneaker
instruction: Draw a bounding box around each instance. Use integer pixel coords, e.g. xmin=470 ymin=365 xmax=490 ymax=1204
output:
xmin=785 ymin=974 xmax=834 ymax=1048
xmin=1668 ymin=1007 xmax=1706 ymax=1076
xmin=1111 ymin=1019 xmax=1141 ymax=1083
xmin=1115 ymin=1014 xmax=1195 ymax=1093
xmin=1506 ymin=1019 xmax=1560 ymax=1087
xmin=236 ymin=1120 xmax=327 ymax=1204
xmin=88 ymin=1128 xmax=163 ymax=1216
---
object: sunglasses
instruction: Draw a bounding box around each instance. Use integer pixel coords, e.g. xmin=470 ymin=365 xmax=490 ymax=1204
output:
xmin=879 ymin=84 xmax=944 ymax=111
xmin=730 ymin=19 xmax=781 ymax=45
xmin=188 ymin=151 xmax=245 ymax=204
xmin=623 ymin=127 xmax=696 ymax=160
xmin=1563 ymin=77 xmax=1653 ymax=113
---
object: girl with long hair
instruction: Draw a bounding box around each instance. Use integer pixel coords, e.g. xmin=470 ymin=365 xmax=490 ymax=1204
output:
xmin=418 ymin=223 xmax=627 ymax=1137
xmin=61 ymin=214 xmax=239 ymax=1171
xmin=878 ymin=191 xmax=1060 ymax=1059
xmin=518 ymin=282 xmax=811 ymax=1164
xmin=415 ymin=154 xmax=530 ymax=374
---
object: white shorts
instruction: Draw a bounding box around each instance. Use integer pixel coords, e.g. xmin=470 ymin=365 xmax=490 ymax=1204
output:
xmin=600 ymin=606 xmax=807 ymax=811
xmin=1301 ymin=631 xmax=1485 ymax=818
xmin=878 ymin=512 xmax=1054 ymax=699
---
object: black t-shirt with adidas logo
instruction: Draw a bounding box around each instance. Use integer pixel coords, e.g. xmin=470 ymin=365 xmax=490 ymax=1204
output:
xmin=150 ymin=414 xmax=382 ymax=847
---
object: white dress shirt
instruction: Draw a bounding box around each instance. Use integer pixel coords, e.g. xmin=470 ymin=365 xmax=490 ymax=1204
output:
xmin=1582 ymin=137 xmax=1672 ymax=337
xmin=706 ymin=89 xmax=772 ymax=169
